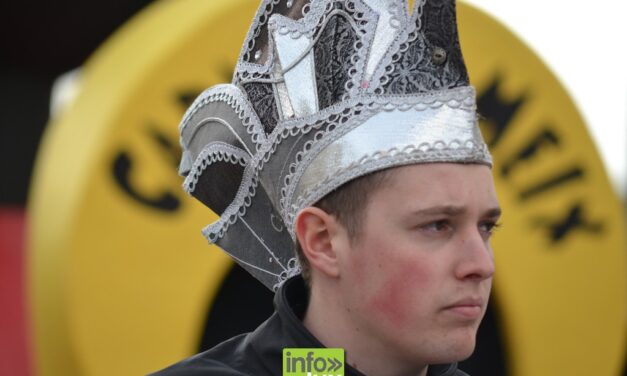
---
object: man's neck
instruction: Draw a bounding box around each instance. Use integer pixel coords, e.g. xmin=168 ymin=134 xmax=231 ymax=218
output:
xmin=301 ymin=281 xmax=428 ymax=376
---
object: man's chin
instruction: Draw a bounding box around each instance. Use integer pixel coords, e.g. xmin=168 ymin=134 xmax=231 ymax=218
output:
xmin=448 ymin=334 xmax=478 ymax=362
xmin=424 ymin=330 xmax=478 ymax=365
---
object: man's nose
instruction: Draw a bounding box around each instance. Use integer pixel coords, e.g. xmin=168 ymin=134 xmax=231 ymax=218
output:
xmin=455 ymin=227 xmax=495 ymax=281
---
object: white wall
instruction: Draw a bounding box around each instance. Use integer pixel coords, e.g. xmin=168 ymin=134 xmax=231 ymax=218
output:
xmin=464 ymin=0 xmax=627 ymax=197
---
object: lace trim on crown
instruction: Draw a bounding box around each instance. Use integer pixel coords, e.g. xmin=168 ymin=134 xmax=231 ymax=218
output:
xmin=235 ymin=0 xmax=322 ymax=83
xmin=279 ymin=105 xmax=366 ymax=219
xmin=268 ymin=0 xmax=329 ymax=39
xmin=343 ymin=0 xmax=402 ymax=96
xmin=201 ymin=165 xmax=260 ymax=243
xmin=178 ymin=84 xmax=267 ymax=151
xmin=381 ymin=0 xmax=469 ymax=93
xmin=266 ymin=84 xmax=473 ymax=154
xmin=273 ymin=257 xmax=301 ymax=291
xmin=200 ymin=87 xmax=479 ymax=245
xmin=196 ymin=113 xmax=289 ymax=242
xmin=368 ymin=0 xmax=424 ymax=94
xmin=372 ymin=0 xmax=424 ymax=93
xmin=287 ymin=139 xmax=491 ymax=231
xmin=302 ymin=0 xmax=377 ymax=103
xmin=183 ymin=142 xmax=250 ymax=194
xmin=239 ymin=0 xmax=283 ymax=63
xmin=339 ymin=0 xmax=378 ymax=99
xmin=197 ymin=93 xmax=366 ymax=243
xmin=235 ymin=0 xmax=375 ymax=95
xmin=236 ymin=62 xmax=275 ymax=83
xmin=234 ymin=0 xmax=283 ymax=83
xmin=280 ymin=86 xmax=476 ymax=221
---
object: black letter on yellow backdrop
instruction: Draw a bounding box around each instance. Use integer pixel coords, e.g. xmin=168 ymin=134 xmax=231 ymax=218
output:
xmin=477 ymin=76 xmax=527 ymax=148
xmin=533 ymin=202 xmax=604 ymax=243
xmin=112 ymin=127 xmax=181 ymax=212
xmin=519 ymin=167 xmax=584 ymax=201
xmin=500 ymin=128 xmax=560 ymax=177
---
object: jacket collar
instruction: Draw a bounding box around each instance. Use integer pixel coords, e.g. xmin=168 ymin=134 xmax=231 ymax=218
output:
xmin=271 ymin=276 xmax=462 ymax=376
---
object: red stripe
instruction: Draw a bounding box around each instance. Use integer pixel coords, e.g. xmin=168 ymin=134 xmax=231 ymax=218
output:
xmin=0 ymin=207 xmax=32 ymax=376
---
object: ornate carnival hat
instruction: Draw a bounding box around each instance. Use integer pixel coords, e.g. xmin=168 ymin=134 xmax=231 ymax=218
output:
xmin=178 ymin=0 xmax=491 ymax=290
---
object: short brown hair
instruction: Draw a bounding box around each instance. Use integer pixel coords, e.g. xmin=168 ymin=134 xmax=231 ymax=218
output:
xmin=295 ymin=169 xmax=392 ymax=286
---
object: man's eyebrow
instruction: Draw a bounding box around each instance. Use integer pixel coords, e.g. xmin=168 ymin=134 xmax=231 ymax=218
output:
xmin=410 ymin=205 xmax=467 ymax=216
xmin=410 ymin=206 xmax=502 ymax=218
xmin=483 ymin=207 xmax=502 ymax=218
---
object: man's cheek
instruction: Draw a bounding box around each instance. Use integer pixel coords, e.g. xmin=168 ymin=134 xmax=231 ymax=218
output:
xmin=368 ymin=260 xmax=431 ymax=329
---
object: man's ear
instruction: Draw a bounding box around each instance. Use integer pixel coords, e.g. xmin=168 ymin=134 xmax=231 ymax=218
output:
xmin=295 ymin=207 xmax=341 ymax=278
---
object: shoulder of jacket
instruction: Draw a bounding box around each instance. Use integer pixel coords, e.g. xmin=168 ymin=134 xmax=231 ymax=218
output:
xmin=148 ymin=357 xmax=250 ymax=376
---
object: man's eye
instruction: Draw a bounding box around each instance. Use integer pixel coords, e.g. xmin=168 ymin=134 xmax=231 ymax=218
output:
xmin=479 ymin=221 xmax=501 ymax=239
xmin=421 ymin=220 xmax=451 ymax=232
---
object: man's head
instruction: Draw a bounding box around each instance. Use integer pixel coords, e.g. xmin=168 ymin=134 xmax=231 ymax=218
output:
xmin=294 ymin=162 xmax=500 ymax=366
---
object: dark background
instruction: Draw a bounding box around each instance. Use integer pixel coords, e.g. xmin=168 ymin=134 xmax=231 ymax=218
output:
xmin=0 ymin=1 xmax=153 ymax=205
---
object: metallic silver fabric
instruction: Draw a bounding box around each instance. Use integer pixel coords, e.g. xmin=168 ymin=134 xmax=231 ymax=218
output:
xmin=272 ymin=17 xmax=319 ymax=117
xmin=273 ymin=62 xmax=295 ymax=119
xmin=293 ymin=96 xmax=485 ymax=212
xmin=362 ymin=0 xmax=399 ymax=81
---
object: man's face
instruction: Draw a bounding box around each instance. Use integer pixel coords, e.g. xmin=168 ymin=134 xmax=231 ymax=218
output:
xmin=335 ymin=163 xmax=500 ymax=366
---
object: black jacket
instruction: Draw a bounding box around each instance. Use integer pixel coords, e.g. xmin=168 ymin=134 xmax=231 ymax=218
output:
xmin=151 ymin=276 xmax=469 ymax=376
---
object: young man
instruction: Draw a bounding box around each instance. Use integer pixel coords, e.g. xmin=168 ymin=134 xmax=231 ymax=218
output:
xmin=154 ymin=0 xmax=499 ymax=375
xmin=295 ymin=163 xmax=499 ymax=376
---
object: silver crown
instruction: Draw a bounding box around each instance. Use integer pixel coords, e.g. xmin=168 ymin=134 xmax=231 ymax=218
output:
xmin=178 ymin=0 xmax=491 ymax=290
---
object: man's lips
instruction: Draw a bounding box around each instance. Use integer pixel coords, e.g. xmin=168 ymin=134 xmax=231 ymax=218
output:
xmin=442 ymin=298 xmax=484 ymax=319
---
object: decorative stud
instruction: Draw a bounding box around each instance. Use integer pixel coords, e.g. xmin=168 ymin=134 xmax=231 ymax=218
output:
xmin=254 ymin=50 xmax=262 ymax=61
xmin=286 ymin=0 xmax=293 ymax=8
xmin=432 ymin=46 xmax=447 ymax=65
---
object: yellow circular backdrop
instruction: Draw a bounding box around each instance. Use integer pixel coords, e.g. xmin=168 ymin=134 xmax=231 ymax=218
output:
xmin=29 ymin=1 xmax=625 ymax=375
